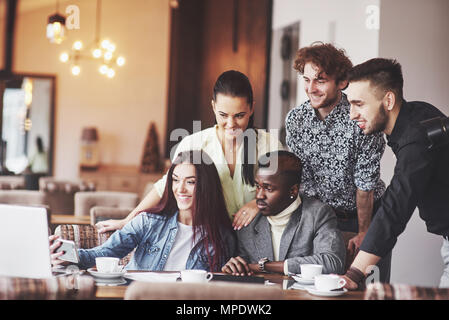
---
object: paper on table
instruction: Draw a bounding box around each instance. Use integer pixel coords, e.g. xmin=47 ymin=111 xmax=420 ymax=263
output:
xmin=289 ymin=282 xmax=314 ymax=291
xmin=124 ymin=272 xmax=180 ymax=283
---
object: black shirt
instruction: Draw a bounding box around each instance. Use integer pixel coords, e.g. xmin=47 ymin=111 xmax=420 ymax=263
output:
xmin=361 ymin=100 xmax=449 ymax=257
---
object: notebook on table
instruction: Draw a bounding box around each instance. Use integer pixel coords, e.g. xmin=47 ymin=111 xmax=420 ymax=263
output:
xmin=211 ymin=274 xmax=265 ymax=284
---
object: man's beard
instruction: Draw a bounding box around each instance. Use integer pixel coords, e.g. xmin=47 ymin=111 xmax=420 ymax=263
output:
xmin=366 ymin=102 xmax=388 ymax=134
xmin=310 ymin=90 xmax=340 ymax=110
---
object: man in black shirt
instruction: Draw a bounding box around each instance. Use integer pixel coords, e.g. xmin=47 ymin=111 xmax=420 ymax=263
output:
xmin=343 ymin=58 xmax=449 ymax=289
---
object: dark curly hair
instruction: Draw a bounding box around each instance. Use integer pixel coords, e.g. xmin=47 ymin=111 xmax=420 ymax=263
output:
xmin=294 ymin=42 xmax=353 ymax=85
xmin=258 ymin=150 xmax=303 ymax=188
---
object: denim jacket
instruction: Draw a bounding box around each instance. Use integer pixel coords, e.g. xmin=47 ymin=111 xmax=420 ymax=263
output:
xmin=78 ymin=211 xmax=236 ymax=271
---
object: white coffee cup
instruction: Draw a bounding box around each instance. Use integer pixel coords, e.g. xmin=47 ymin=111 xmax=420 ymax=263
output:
xmin=300 ymin=264 xmax=323 ymax=280
xmin=180 ymin=270 xmax=213 ymax=283
xmin=314 ymin=274 xmax=346 ymax=291
xmin=95 ymin=257 xmax=120 ymax=273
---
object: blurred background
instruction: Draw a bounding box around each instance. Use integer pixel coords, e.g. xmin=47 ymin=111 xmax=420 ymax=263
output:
xmin=1 ymin=0 xmax=448 ymax=287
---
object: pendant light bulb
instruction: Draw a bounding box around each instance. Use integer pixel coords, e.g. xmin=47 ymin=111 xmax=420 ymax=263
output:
xmin=107 ymin=68 xmax=116 ymax=78
xmin=71 ymin=65 xmax=81 ymax=76
xmin=99 ymin=64 xmax=109 ymax=75
xmin=116 ymin=56 xmax=125 ymax=67
xmin=104 ymin=51 xmax=113 ymax=61
xmin=73 ymin=41 xmax=83 ymax=51
xmin=92 ymin=48 xmax=102 ymax=58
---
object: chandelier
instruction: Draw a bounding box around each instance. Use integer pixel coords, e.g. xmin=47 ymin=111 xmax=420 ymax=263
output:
xmin=58 ymin=0 xmax=125 ymax=77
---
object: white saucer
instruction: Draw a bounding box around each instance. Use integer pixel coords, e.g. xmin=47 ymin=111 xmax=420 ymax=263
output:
xmin=306 ymin=286 xmax=348 ymax=297
xmin=289 ymin=282 xmax=314 ymax=291
xmin=291 ymin=274 xmax=315 ymax=285
xmin=94 ymin=278 xmax=127 ymax=286
xmin=87 ymin=267 xmax=126 ymax=279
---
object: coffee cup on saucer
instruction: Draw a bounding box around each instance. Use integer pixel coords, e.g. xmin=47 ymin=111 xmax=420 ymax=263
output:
xmin=95 ymin=257 xmax=121 ymax=273
xmin=180 ymin=270 xmax=213 ymax=283
xmin=300 ymin=264 xmax=323 ymax=280
xmin=314 ymin=274 xmax=346 ymax=291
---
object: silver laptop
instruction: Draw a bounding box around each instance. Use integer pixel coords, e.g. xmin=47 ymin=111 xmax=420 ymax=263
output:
xmin=0 ymin=204 xmax=52 ymax=278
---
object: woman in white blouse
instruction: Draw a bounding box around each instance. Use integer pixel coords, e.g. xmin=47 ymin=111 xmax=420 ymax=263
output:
xmin=97 ymin=70 xmax=283 ymax=233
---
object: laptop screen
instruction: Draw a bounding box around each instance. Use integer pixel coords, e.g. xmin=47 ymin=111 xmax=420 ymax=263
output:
xmin=0 ymin=204 xmax=52 ymax=278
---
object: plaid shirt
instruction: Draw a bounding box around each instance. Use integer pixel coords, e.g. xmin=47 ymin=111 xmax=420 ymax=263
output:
xmin=285 ymin=93 xmax=385 ymax=212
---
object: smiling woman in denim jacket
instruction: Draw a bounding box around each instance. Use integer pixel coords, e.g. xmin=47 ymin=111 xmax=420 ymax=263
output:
xmin=50 ymin=150 xmax=236 ymax=272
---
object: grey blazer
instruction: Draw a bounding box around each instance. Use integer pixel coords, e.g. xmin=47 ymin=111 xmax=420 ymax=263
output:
xmin=236 ymin=196 xmax=346 ymax=275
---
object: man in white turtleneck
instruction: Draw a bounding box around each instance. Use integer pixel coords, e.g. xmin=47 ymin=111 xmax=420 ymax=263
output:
xmin=222 ymin=151 xmax=346 ymax=276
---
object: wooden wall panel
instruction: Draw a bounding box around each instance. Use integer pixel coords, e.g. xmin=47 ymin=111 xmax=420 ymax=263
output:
xmin=166 ymin=0 xmax=205 ymax=155
xmin=165 ymin=0 xmax=272 ymax=156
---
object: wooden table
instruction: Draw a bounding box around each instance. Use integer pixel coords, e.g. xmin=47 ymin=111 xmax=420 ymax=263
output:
xmin=94 ymin=272 xmax=365 ymax=300
xmin=51 ymin=214 xmax=91 ymax=226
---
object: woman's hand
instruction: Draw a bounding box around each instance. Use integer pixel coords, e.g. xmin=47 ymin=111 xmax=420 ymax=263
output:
xmin=49 ymin=235 xmax=69 ymax=267
xmin=95 ymin=219 xmax=127 ymax=234
xmin=232 ymin=199 xmax=259 ymax=230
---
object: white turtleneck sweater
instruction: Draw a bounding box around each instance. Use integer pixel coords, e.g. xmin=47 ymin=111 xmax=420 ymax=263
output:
xmin=266 ymin=195 xmax=301 ymax=275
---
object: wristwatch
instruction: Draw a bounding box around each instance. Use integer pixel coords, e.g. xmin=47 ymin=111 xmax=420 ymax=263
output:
xmin=258 ymin=257 xmax=269 ymax=272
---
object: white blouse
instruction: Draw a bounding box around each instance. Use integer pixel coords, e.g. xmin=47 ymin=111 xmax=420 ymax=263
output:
xmin=154 ymin=125 xmax=284 ymax=218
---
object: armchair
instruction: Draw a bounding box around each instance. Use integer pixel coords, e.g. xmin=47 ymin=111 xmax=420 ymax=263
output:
xmin=74 ymin=191 xmax=138 ymax=217
xmin=39 ymin=177 xmax=96 ymax=214
xmin=90 ymin=206 xmax=131 ymax=225
xmin=0 ymin=190 xmax=48 ymax=206
xmin=0 ymin=190 xmax=51 ymax=225
xmin=0 ymin=176 xmax=25 ymax=190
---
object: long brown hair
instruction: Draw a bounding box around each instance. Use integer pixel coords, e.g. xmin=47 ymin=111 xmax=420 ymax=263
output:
xmin=144 ymin=150 xmax=232 ymax=271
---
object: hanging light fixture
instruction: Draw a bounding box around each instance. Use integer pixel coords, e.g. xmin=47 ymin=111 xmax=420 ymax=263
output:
xmin=46 ymin=0 xmax=66 ymax=44
xmin=169 ymin=0 xmax=180 ymax=9
xmin=58 ymin=0 xmax=126 ymax=77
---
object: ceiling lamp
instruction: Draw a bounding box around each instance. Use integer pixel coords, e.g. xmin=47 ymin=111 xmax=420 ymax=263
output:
xmin=169 ymin=0 xmax=180 ymax=9
xmin=58 ymin=0 xmax=125 ymax=78
xmin=46 ymin=0 xmax=66 ymax=44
